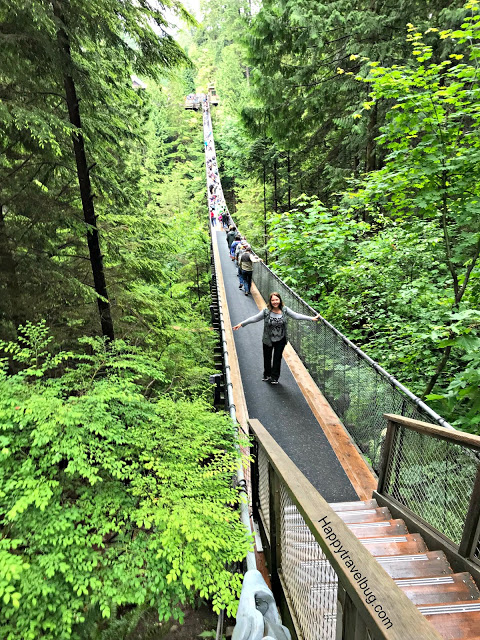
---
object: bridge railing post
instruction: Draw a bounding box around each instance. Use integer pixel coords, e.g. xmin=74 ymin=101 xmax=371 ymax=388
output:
xmin=458 ymin=464 xmax=480 ymax=560
xmin=376 ymin=418 xmax=398 ymax=495
xmin=268 ymin=462 xmax=282 ymax=600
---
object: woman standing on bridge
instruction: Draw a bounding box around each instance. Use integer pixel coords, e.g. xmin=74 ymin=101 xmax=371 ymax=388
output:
xmin=233 ymin=292 xmax=320 ymax=384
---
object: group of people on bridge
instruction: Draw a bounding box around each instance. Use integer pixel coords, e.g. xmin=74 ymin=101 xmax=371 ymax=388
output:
xmin=203 ymin=101 xmax=229 ymax=229
xmin=203 ymin=102 xmax=320 ymax=385
xmin=224 ymin=225 xmax=321 ymax=385
xmin=226 ymin=227 xmax=259 ymax=298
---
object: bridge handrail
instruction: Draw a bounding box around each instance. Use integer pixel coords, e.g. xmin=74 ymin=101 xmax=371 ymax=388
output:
xmin=254 ymin=259 xmax=453 ymax=431
xmin=249 ymin=417 xmax=443 ymax=640
xmin=375 ymin=414 xmax=480 ymax=573
xmin=204 ymin=102 xmax=256 ymax=573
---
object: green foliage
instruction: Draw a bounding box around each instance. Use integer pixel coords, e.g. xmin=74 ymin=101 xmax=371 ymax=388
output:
xmin=268 ymin=195 xmax=369 ymax=299
xmin=244 ymin=0 xmax=465 ymax=200
xmin=0 ymin=325 xmax=251 ymax=640
xmin=0 ymin=0 xmax=198 ymax=344
xmin=0 ymin=3 xmax=253 ymax=639
xmin=262 ymin=3 xmax=480 ymax=432
xmin=349 ymin=3 xmax=480 ymax=413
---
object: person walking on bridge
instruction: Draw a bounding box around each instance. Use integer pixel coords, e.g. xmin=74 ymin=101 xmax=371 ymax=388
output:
xmin=226 ymin=225 xmax=237 ymax=248
xmin=238 ymin=244 xmax=259 ymax=297
xmin=233 ymin=292 xmax=321 ymax=384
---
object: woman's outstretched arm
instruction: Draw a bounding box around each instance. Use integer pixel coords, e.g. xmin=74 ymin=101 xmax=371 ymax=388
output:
xmin=232 ymin=310 xmax=264 ymax=330
xmin=285 ymin=308 xmax=321 ymax=322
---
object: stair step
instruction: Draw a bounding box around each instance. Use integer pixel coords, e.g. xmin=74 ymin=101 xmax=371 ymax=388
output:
xmin=283 ymin=535 xmax=427 ymax=563
xmin=395 ymin=573 xmax=480 ymax=605
xmin=359 ymin=533 xmax=428 ymax=556
xmin=336 ymin=507 xmax=392 ymax=523
xmin=420 ymin=601 xmax=480 ymax=640
xmin=284 ymin=502 xmax=480 ymax=634
xmin=283 ymin=519 xmax=408 ymax=540
xmin=377 ymin=551 xmax=453 ymax=580
xmin=329 ymin=499 xmax=378 ymax=512
xmin=348 ymin=519 xmax=408 ymax=537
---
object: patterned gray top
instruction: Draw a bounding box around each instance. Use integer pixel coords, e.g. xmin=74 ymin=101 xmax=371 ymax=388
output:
xmin=240 ymin=307 xmax=315 ymax=343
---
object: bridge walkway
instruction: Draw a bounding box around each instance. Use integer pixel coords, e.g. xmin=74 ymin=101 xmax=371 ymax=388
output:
xmin=214 ymin=227 xmax=366 ymax=504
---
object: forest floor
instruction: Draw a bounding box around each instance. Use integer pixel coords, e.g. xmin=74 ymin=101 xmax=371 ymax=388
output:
xmin=162 ymin=604 xmax=220 ymax=640
xmin=133 ymin=602 xmax=225 ymax=639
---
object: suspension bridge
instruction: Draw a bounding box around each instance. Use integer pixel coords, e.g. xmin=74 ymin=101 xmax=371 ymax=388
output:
xmin=202 ymin=97 xmax=480 ymax=640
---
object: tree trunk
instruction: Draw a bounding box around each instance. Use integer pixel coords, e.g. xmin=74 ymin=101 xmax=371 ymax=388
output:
xmin=0 ymin=204 xmax=24 ymax=330
xmin=421 ymin=175 xmax=480 ymax=398
xmin=263 ymin=164 xmax=268 ymax=264
xmin=287 ymin=151 xmax=291 ymax=210
xmin=423 ymin=343 xmax=452 ymax=398
xmin=53 ymin=1 xmax=115 ymax=341
xmin=273 ymin=158 xmax=278 ymax=213
xmin=365 ymin=100 xmax=377 ymax=174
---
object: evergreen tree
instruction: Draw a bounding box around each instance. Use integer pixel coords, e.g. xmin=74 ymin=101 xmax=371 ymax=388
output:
xmin=245 ymin=0 xmax=465 ymax=199
xmin=0 ymin=0 xmax=192 ymax=340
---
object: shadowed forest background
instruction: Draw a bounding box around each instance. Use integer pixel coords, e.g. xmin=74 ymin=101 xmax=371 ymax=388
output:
xmin=0 ymin=0 xmax=480 ymax=638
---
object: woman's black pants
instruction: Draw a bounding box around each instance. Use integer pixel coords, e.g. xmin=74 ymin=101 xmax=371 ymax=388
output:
xmin=263 ymin=337 xmax=287 ymax=381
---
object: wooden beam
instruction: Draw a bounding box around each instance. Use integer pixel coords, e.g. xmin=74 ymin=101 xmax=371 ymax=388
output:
xmin=384 ymin=414 xmax=480 ymax=450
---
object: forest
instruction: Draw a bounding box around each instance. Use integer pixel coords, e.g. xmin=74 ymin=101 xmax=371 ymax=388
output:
xmin=0 ymin=0 xmax=479 ymax=638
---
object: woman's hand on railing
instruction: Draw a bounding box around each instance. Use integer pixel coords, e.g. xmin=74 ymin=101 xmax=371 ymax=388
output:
xmin=233 ymin=324 xmax=241 ymax=330
xmin=312 ymin=314 xmax=321 ymax=322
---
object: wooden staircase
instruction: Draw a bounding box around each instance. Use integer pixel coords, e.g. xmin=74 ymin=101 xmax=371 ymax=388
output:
xmin=330 ymin=499 xmax=480 ymax=640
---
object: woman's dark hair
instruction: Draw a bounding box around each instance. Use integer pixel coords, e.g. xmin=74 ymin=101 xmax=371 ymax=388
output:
xmin=267 ymin=292 xmax=284 ymax=311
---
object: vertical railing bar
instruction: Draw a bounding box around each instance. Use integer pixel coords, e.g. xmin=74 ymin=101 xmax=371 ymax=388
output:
xmin=250 ymin=429 xmax=260 ymax=524
xmin=376 ymin=419 xmax=397 ymax=495
xmin=458 ymin=463 xmax=480 ymax=558
xmin=268 ymin=462 xmax=281 ymax=600
xmin=341 ymin=592 xmax=357 ymax=640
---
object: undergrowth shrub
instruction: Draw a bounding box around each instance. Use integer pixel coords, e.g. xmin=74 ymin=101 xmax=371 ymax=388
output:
xmin=0 ymin=323 xmax=251 ymax=640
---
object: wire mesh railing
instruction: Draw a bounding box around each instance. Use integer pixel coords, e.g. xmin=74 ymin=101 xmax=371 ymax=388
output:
xmin=377 ymin=415 xmax=480 ymax=567
xmin=280 ymin=488 xmax=338 ymax=640
xmin=257 ymin=444 xmax=270 ymax=542
xmin=252 ymin=260 xmax=453 ymax=472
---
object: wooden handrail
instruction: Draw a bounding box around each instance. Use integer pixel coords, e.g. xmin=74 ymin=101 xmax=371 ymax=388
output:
xmin=249 ymin=418 xmax=443 ymax=640
xmin=384 ymin=414 xmax=480 ymax=450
